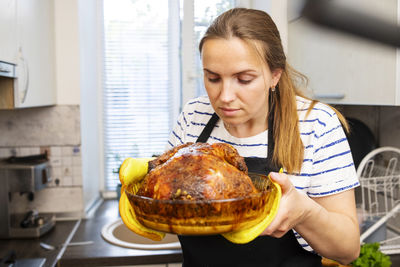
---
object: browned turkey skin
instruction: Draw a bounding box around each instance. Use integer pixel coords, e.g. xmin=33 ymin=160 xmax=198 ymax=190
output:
xmin=137 ymin=142 xmax=258 ymax=201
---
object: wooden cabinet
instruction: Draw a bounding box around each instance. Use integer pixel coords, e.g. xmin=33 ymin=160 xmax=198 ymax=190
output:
xmin=0 ymin=0 xmax=56 ymax=109
xmin=287 ymin=0 xmax=400 ymax=106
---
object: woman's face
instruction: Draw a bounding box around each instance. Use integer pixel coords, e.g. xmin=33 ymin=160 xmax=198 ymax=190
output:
xmin=201 ymin=37 xmax=281 ymax=135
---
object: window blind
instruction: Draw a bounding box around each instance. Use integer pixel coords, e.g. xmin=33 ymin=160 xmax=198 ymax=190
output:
xmin=102 ymin=0 xmax=180 ymax=191
xmin=102 ymin=0 xmax=236 ymax=192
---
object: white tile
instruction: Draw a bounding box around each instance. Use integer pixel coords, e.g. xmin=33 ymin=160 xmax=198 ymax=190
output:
xmin=0 ymin=148 xmax=12 ymax=158
xmin=61 ymin=146 xmax=73 ymax=156
xmin=72 ymin=156 xmax=82 ymax=166
xmin=52 ymin=166 xmax=62 ymax=177
xmin=63 ymin=167 xmax=72 ymax=176
xmin=50 ymin=146 xmax=61 ymax=156
xmin=19 ymin=147 xmax=30 ymax=156
xmin=50 ymin=156 xmax=62 ymax=167
xmin=62 ymin=176 xmax=73 ymax=186
xmin=73 ymin=175 xmax=82 ymax=186
xmin=29 ymin=147 xmax=40 ymax=155
xmin=62 ymin=156 xmax=73 ymax=167
xmin=73 ymin=166 xmax=82 ymax=177
xmin=30 ymin=187 xmax=84 ymax=213
xmin=0 ymin=106 xmax=81 ymax=147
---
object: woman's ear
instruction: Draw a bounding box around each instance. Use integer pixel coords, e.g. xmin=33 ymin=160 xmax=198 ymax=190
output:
xmin=271 ymin=69 xmax=283 ymax=87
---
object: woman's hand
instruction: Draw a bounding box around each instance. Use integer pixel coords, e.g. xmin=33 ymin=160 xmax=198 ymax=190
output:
xmin=260 ymin=171 xmax=360 ymax=264
xmin=260 ymin=171 xmax=312 ymax=238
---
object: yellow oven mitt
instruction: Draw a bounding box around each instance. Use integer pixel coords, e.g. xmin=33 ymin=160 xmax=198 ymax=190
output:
xmin=222 ymin=169 xmax=282 ymax=244
xmin=119 ymin=158 xmax=282 ymax=244
xmin=118 ymin=157 xmax=165 ymax=241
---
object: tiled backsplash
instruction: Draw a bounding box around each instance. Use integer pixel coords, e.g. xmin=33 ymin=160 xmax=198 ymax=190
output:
xmin=0 ymin=105 xmax=84 ymax=217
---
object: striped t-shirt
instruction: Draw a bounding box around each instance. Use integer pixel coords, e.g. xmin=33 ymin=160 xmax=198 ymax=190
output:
xmin=167 ymin=95 xmax=359 ymax=252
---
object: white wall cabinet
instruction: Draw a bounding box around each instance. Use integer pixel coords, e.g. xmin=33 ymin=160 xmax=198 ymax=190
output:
xmin=14 ymin=0 xmax=56 ymax=108
xmin=0 ymin=0 xmax=17 ymax=64
xmin=287 ymin=0 xmax=400 ymax=106
xmin=0 ymin=0 xmax=56 ymax=109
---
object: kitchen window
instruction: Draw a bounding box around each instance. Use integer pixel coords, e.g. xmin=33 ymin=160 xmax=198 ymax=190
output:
xmin=102 ymin=0 xmax=237 ymax=192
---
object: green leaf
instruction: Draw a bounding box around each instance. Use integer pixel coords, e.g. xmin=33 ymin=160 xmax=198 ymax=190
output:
xmin=351 ymin=243 xmax=391 ymax=267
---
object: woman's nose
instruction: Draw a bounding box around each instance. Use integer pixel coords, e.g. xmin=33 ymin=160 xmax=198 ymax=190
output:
xmin=219 ymin=81 xmax=235 ymax=103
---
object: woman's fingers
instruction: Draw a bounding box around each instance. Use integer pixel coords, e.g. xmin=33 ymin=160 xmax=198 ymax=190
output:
xmin=263 ymin=209 xmax=289 ymax=236
xmin=261 ymin=171 xmax=306 ymax=237
xmin=269 ymin=171 xmax=292 ymax=194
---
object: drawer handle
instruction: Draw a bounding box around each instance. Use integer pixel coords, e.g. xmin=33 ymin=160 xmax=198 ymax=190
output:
xmin=0 ymin=68 xmax=11 ymax=73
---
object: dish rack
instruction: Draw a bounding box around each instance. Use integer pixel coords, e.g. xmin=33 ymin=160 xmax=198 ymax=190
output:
xmin=358 ymin=147 xmax=400 ymax=255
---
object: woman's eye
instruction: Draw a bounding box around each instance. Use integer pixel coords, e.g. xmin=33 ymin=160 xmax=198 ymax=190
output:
xmin=238 ymin=79 xmax=252 ymax=84
xmin=208 ymin=77 xmax=220 ymax=83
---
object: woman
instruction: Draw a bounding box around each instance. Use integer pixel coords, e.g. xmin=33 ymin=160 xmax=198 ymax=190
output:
xmin=168 ymin=8 xmax=360 ymax=267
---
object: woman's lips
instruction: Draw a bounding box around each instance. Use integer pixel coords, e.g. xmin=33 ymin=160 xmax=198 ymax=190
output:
xmin=220 ymin=107 xmax=240 ymax=116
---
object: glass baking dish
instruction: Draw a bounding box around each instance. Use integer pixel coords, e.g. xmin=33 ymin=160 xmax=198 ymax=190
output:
xmin=125 ymin=172 xmax=280 ymax=235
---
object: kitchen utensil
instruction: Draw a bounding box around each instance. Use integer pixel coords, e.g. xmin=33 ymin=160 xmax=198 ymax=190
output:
xmin=39 ymin=241 xmax=94 ymax=251
xmin=126 ymin=172 xmax=280 ymax=235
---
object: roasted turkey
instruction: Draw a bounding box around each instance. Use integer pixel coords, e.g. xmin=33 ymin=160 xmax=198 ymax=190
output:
xmin=137 ymin=142 xmax=258 ymax=200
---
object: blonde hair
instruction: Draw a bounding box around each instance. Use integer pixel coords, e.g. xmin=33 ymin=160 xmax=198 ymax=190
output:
xmin=199 ymin=8 xmax=348 ymax=173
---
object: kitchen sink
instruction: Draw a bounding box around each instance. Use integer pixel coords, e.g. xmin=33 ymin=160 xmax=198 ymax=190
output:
xmin=101 ymin=219 xmax=181 ymax=250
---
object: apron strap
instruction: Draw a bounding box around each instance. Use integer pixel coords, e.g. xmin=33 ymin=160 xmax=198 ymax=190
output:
xmin=196 ymin=113 xmax=219 ymax=143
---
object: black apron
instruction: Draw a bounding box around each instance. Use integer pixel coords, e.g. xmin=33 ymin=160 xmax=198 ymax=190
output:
xmin=178 ymin=112 xmax=322 ymax=267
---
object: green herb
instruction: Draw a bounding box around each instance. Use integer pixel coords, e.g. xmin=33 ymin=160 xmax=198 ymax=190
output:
xmin=351 ymin=243 xmax=391 ymax=267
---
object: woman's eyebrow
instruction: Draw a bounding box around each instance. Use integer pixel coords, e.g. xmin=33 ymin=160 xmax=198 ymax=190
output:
xmin=203 ymin=68 xmax=219 ymax=75
xmin=203 ymin=68 xmax=257 ymax=75
xmin=235 ymin=70 xmax=258 ymax=75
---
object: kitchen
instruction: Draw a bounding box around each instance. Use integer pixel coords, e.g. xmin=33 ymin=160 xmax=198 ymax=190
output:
xmin=1 ymin=0 xmax=400 ymax=266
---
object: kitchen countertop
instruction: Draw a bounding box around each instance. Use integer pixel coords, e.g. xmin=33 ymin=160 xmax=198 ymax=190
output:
xmin=0 ymin=199 xmax=182 ymax=267
xmin=3 ymin=199 xmax=400 ymax=266
xmin=0 ymin=220 xmax=77 ymax=267
xmin=56 ymin=200 xmax=400 ymax=266
xmin=58 ymin=199 xmax=183 ymax=266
